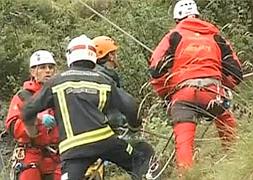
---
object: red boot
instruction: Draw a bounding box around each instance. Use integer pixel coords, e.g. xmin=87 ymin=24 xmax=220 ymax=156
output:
xmin=173 ymin=122 xmax=196 ymax=170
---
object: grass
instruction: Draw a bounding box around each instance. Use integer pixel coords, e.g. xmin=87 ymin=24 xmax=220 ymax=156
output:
xmin=1 ymin=103 xmax=253 ymax=180
xmin=1 ymin=81 xmax=253 ymax=180
xmin=182 ymin=115 xmax=253 ymax=180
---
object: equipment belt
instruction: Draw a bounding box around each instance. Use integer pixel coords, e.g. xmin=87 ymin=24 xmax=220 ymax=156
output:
xmin=18 ymin=143 xmax=58 ymax=151
xmin=177 ymin=78 xmax=221 ymax=89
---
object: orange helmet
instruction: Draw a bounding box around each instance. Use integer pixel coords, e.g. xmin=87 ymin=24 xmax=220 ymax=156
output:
xmin=92 ymin=36 xmax=118 ymax=59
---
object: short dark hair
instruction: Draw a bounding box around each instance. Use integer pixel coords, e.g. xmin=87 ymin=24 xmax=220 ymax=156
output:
xmin=71 ymin=60 xmax=95 ymax=69
xmin=97 ymin=53 xmax=110 ymax=65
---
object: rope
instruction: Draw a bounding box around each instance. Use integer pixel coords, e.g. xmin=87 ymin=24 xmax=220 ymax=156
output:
xmin=77 ymin=0 xmax=153 ymax=53
xmin=243 ymin=72 xmax=253 ymax=78
xmin=76 ymin=2 xmax=253 ymax=178
xmin=143 ymin=130 xmax=174 ymax=180
xmin=146 ymin=149 xmax=175 ymax=180
xmin=79 ymin=0 xmax=253 ymax=79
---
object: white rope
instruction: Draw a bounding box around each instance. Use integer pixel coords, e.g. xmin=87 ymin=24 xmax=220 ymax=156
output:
xmin=78 ymin=0 xmax=253 ymax=79
xmin=243 ymin=72 xmax=253 ymax=78
xmin=77 ymin=0 xmax=153 ymax=53
xmin=146 ymin=149 xmax=175 ymax=180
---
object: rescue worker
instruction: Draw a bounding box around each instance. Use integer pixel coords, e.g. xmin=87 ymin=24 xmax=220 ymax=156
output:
xmin=93 ymin=35 xmax=121 ymax=87
xmin=92 ymin=35 xmax=126 ymax=128
xmin=22 ymin=35 xmax=154 ymax=180
xmin=148 ymin=0 xmax=242 ymax=171
xmin=5 ymin=50 xmax=61 ymax=180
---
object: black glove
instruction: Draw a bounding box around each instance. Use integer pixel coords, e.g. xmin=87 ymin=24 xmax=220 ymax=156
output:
xmin=149 ymin=56 xmax=173 ymax=78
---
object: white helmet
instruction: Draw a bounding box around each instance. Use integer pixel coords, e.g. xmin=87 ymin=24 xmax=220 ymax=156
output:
xmin=66 ymin=35 xmax=97 ymax=67
xmin=30 ymin=50 xmax=56 ymax=68
xmin=173 ymin=0 xmax=200 ymax=20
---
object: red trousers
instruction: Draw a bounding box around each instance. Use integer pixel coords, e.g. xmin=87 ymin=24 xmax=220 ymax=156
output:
xmin=18 ymin=148 xmax=61 ymax=180
xmin=171 ymin=86 xmax=236 ymax=169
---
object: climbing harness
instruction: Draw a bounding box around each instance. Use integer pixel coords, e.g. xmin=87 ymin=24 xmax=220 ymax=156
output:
xmin=46 ymin=145 xmax=59 ymax=154
xmin=9 ymin=146 xmax=38 ymax=180
xmin=79 ymin=0 xmax=253 ymax=81
xmin=85 ymin=158 xmax=104 ymax=180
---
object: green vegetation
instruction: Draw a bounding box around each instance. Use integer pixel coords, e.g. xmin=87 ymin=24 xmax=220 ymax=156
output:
xmin=1 ymin=0 xmax=253 ymax=179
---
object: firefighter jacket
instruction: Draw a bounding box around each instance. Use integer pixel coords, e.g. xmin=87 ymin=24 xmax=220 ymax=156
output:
xmin=148 ymin=17 xmax=243 ymax=97
xmin=5 ymin=80 xmax=59 ymax=146
xmin=22 ymin=66 xmax=140 ymax=160
xmin=95 ymin=64 xmax=121 ymax=88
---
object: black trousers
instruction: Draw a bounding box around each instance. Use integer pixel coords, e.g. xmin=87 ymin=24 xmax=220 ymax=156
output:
xmin=61 ymin=138 xmax=154 ymax=180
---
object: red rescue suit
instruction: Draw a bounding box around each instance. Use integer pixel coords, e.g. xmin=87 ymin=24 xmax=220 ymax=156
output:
xmin=149 ymin=17 xmax=242 ymax=169
xmin=5 ymin=80 xmax=61 ymax=180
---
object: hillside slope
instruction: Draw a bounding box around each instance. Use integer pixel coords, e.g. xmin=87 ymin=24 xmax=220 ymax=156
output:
xmin=0 ymin=0 xmax=253 ymax=179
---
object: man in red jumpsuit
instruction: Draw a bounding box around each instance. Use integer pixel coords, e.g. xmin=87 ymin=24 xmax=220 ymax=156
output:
xmin=5 ymin=50 xmax=61 ymax=180
xmin=148 ymin=0 xmax=243 ymax=172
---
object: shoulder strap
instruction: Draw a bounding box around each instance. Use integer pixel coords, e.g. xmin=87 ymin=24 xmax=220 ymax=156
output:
xmin=7 ymin=89 xmax=34 ymax=137
xmin=17 ymin=89 xmax=34 ymax=102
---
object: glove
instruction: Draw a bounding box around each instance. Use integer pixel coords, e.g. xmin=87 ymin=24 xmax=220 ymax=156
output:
xmin=108 ymin=112 xmax=127 ymax=129
xmin=42 ymin=114 xmax=56 ymax=129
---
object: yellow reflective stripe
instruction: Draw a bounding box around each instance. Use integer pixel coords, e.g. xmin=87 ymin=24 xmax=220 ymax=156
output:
xmin=56 ymin=90 xmax=73 ymax=137
xmin=52 ymin=81 xmax=111 ymax=111
xmin=126 ymin=143 xmax=133 ymax=155
xmin=52 ymin=81 xmax=111 ymax=93
xmin=59 ymin=126 xmax=114 ymax=154
xmin=52 ymin=81 xmax=111 ymax=138
xmin=98 ymin=89 xmax=107 ymax=111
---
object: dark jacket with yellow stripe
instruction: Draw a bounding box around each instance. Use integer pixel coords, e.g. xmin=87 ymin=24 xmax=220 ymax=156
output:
xmin=22 ymin=66 xmax=140 ymax=160
xmin=95 ymin=64 xmax=121 ymax=88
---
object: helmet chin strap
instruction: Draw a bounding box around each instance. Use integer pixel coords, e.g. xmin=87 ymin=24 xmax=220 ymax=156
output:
xmin=32 ymin=78 xmax=43 ymax=85
xmin=31 ymin=67 xmax=44 ymax=85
